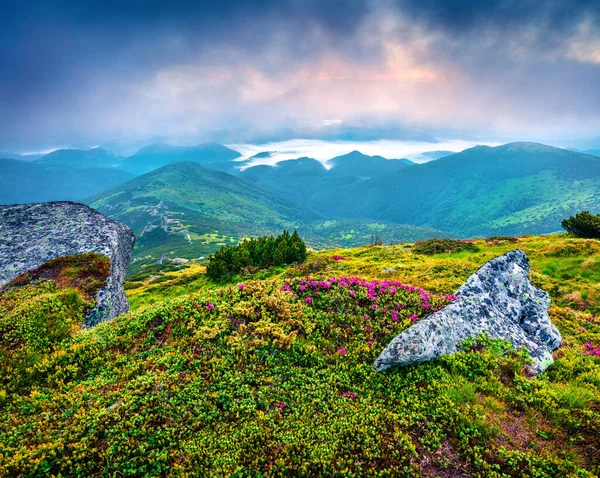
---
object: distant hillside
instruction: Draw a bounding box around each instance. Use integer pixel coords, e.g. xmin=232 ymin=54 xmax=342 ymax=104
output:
xmin=584 ymin=149 xmax=600 ymax=157
xmin=121 ymin=143 xmax=242 ymax=175
xmin=319 ymin=142 xmax=600 ymax=236
xmin=413 ymin=150 xmax=454 ymax=162
xmin=241 ymin=151 xmax=414 ymax=202
xmin=0 ymin=152 xmax=43 ymax=161
xmin=89 ymin=161 xmax=451 ymax=269
xmin=0 ymin=158 xmax=133 ymax=205
xmin=36 ymin=148 xmax=122 ymax=168
xmin=327 ymin=151 xmax=414 ymax=178
xmin=88 ymin=162 xmax=319 ymax=264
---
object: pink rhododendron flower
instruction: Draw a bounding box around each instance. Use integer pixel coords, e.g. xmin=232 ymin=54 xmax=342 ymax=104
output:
xmin=339 ymin=348 xmax=347 ymax=355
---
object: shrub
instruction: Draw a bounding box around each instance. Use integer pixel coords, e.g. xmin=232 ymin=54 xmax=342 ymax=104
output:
xmin=561 ymin=211 xmax=600 ymax=239
xmin=486 ymin=236 xmax=519 ymax=244
xmin=206 ymin=230 xmax=307 ymax=280
xmin=413 ymin=238 xmax=480 ymax=255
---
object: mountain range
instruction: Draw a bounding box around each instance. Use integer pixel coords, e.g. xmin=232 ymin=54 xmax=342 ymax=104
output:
xmin=2 ymin=141 xmax=599 ymax=264
xmin=88 ymin=162 xmax=447 ymax=270
xmin=320 ymin=142 xmax=600 ymax=236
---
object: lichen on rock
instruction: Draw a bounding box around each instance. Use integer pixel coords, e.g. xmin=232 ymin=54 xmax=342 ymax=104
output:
xmin=374 ymin=249 xmax=562 ymax=374
xmin=0 ymin=201 xmax=134 ymax=325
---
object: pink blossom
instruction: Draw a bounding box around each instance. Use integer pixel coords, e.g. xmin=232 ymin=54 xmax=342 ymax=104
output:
xmin=238 ymin=283 xmax=245 ymax=291
xmin=339 ymin=348 xmax=347 ymax=355
xmin=305 ymin=297 xmax=312 ymax=304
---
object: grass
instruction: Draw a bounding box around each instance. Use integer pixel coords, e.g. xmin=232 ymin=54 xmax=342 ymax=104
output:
xmin=0 ymin=234 xmax=598 ymax=476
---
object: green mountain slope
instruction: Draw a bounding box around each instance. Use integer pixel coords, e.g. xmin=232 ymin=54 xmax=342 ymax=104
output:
xmin=88 ymin=162 xmax=320 ymax=263
xmin=318 ymin=142 xmax=600 ymax=236
xmin=89 ymin=162 xmax=451 ymax=270
xmin=241 ymin=152 xmax=414 ymax=203
xmin=0 ymin=158 xmax=133 ymax=205
xmin=328 ymin=150 xmax=414 ymax=178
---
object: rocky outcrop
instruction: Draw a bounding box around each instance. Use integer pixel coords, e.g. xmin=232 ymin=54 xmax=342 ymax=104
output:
xmin=0 ymin=201 xmax=134 ymax=325
xmin=374 ymin=250 xmax=561 ymax=374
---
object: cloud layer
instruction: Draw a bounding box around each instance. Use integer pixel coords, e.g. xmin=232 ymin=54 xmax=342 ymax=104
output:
xmin=2 ymin=0 xmax=600 ymax=149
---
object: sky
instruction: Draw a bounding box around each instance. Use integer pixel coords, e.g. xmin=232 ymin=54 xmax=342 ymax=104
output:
xmin=2 ymin=0 xmax=600 ymax=151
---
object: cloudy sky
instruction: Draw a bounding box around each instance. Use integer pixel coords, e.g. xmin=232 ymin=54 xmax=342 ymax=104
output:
xmin=2 ymin=0 xmax=600 ymax=150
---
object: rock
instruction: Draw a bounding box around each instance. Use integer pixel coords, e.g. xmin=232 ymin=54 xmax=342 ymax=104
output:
xmin=374 ymin=250 xmax=561 ymax=374
xmin=154 ymin=253 xmax=169 ymax=265
xmin=0 ymin=201 xmax=135 ymax=326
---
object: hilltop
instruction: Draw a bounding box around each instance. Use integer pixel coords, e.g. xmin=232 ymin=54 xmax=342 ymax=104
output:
xmin=88 ymin=162 xmax=317 ymax=269
xmin=1 ymin=233 xmax=598 ymax=476
xmin=88 ymin=162 xmax=450 ymax=271
xmin=315 ymin=142 xmax=600 ymax=237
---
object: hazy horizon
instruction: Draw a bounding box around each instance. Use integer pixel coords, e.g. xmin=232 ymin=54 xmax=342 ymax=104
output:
xmin=2 ymin=1 xmax=600 ymax=152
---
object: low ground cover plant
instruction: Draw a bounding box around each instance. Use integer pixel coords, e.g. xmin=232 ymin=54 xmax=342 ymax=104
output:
xmin=0 ymin=235 xmax=598 ymax=476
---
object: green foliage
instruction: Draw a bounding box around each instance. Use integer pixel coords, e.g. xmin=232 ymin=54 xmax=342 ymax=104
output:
xmin=7 ymin=252 xmax=111 ymax=300
xmin=1 ymin=234 xmax=599 ymax=476
xmin=562 ymin=211 xmax=600 ymax=239
xmin=413 ymin=238 xmax=480 ymax=255
xmin=206 ymin=230 xmax=307 ymax=280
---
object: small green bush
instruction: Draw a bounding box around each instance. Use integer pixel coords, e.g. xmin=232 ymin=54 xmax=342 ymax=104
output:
xmin=207 ymin=230 xmax=307 ymax=280
xmin=413 ymin=238 xmax=480 ymax=255
xmin=562 ymin=211 xmax=600 ymax=239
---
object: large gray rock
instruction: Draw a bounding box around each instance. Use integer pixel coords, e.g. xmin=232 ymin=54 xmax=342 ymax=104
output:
xmin=0 ymin=201 xmax=134 ymax=326
xmin=374 ymin=250 xmax=561 ymax=374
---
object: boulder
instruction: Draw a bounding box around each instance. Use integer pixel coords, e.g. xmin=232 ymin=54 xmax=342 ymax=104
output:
xmin=0 ymin=201 xmax=134 ymax=325
xmin=374 ymin=250 xmax=561 ymax=374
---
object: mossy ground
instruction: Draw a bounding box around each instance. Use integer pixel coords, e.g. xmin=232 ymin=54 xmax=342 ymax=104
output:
xmin=0 ymin=235 xmax=599 ymax=477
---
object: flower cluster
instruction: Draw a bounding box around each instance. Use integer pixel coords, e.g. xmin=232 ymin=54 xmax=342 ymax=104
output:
xmin=332 ymin=255 xmax=345 ymax=261
xmin=284 ymin=275 xmax=455 ymax=356
xmin=583 ymin=343 xmax=600 ymax=356
xmin=342 ymin=391 xmax=357 ymax=399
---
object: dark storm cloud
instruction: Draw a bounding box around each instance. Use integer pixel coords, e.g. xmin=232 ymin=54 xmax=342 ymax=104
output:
xmin=1 ymin=0 xmax=600 ymax=149
xmin=0 ymin=0 xmax=375 ymax=148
